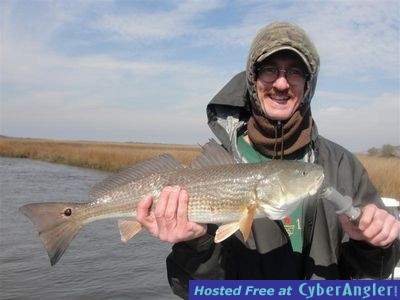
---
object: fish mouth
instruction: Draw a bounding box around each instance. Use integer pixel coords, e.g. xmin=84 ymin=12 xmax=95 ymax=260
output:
xmin=308 ymin=173 xmax=325 ymax=196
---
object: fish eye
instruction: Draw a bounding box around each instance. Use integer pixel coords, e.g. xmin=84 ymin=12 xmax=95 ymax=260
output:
xmin=63 ymin=208 xmax=72 ymax=216
xmin=301 ymin=171 xmax=307 ymax=176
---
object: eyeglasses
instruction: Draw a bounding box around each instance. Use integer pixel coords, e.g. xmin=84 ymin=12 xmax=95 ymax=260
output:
xmin=257 ymin=65 xmax=308 ymax=86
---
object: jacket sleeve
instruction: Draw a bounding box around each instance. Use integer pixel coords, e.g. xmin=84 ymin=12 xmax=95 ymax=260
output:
xmin=166 ymin=224 xmax=227 ymax=299
xmin=340 ymin=164 xmax=400 ymax=278
xmin=321 ymin=140 xmax=400 ymax=279
xmin=341 ymin=239 xmax=400 ymax=279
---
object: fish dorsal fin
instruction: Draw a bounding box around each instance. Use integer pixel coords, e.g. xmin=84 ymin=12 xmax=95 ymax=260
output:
xmin=90 ymin=154 xmax=184 ymax=199
xmin=190 ymin=139 xmax=236 ymax=169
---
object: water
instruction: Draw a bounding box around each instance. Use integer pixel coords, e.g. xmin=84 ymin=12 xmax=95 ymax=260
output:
xmin=0 ymin=158 xmax=178 ymax=300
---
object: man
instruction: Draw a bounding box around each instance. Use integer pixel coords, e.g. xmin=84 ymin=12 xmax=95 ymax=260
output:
xmin=136 ymin=22 xmax=400 ymax=298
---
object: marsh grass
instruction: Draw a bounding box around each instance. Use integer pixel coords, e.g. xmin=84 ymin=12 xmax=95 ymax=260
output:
xmin=0 ymin=138 xmax=200 ymax=172
xmin=1 ymin=138 xmax=398 ymax=199
xmin=356 ymin=154 xmax=400 ymax=200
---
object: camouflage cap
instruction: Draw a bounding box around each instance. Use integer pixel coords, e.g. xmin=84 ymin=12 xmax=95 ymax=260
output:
xmin=246 ymin=22 xmax=320 ymax=115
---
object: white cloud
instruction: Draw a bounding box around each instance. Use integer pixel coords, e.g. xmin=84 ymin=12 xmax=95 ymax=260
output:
xmin=91 ymin=0 xmax=224 ymax=41
xmin=1 ymin=0 xmax=399 ymax=151
xmin=312 ymin=90 xmax=368 ymax=110
xmin=2 ymin=87 xmax=212 ymax=144
xmin=313 ymin=93 xmax=400 ymax=151
xmin=300 ymin=2 xmax=399 ymax=79
xmin=188 ymin=0 xmax=400 ymax=79
xmin=1 ymin=24 xmax=227 ymax=144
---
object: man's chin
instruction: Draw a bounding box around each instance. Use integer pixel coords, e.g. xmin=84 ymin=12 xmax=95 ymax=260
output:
xmin=261 ymin=105 xmax=292 ymax=120
xmin=264 ymin=112 xmax=293 ymax=121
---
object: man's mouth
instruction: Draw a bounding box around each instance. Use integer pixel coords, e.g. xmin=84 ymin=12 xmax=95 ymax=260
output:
xmin=269 ymin=94 xmax=290 ymax=102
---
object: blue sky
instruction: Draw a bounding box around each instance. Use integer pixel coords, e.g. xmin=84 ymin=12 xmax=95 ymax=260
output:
xmin=1 ymin=0 xmax=399 ymax=151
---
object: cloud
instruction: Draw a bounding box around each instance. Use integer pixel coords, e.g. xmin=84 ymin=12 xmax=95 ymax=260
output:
xmin=2 ymin=86 xmax=212 ymax=144
xmin=2 ymin=25 xmax=227 ymax=144
xmin=1 ymin=0 xmax=399 ymax=151
xmin=300 ymin=1 xmax=399 ymax=79
xmin=313 ymin=93 xmax=400 ymax=151
xmin=91 ymin=0 xmax=224 ymax=41
xmin=186 ymin=0 xmax=400 ymax=79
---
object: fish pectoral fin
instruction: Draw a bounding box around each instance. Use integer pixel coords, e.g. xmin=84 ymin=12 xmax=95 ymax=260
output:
xmin=215 ymin=222 xmax=240 ymax=243
xmin=118 ymin=218 xmax=142 ymax=243
xmin=238 ymin=203 xmax=257 ymax=242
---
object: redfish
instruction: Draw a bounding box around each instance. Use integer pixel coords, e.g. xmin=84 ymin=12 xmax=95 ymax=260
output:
xmin=20 ymin=140 xmax=324 ymax=265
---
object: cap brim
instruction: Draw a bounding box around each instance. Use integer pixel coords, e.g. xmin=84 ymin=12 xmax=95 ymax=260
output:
xmin=256 ymin=46 xmax=311 ymax=74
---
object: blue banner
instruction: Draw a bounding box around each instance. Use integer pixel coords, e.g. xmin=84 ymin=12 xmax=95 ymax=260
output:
xmin=189 ymin=280 xmax=399 ymax=300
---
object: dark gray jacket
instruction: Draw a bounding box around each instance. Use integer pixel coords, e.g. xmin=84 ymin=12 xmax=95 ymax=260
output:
xmin=166 ymin=72 xmax=400 ymax=299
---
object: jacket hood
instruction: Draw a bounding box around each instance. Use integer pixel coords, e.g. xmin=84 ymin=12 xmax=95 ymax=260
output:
xmin=246 ymin=22 xmax=320 ymax=115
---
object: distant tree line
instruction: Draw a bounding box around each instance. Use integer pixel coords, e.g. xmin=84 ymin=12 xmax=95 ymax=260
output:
xmin=368 ymin=144 xmax=400 ymax=158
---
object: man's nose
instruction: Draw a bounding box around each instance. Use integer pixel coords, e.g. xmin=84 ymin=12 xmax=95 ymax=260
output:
xmin=272 ymin=74 xmax=290 ymax=90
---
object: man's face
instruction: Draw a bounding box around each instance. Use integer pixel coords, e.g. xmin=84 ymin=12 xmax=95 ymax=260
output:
xmin=255 ymin=52 xmax=307 ymax=121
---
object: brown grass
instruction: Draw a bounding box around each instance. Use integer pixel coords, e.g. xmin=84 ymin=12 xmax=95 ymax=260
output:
xmin=356 ymin=154 xmax=400 ymax=200
xmin=1 ymin=138 xmax=398 ymax=200
xmin=0 ymin=138 xmax=200 ymax=172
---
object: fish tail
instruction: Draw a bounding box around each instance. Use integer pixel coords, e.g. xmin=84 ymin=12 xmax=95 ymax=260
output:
xmin=19 ymin=202 xmax=85 ymax=266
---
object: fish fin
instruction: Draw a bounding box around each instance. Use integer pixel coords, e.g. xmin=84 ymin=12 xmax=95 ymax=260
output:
xmin=118 ymin=218 xmax=142 ymax=242
xmin=19 ymin=202 xmax=84 ymax=266
xmin=215 ymin=203 xmax=257 ymax=243
xmin=238 ymin=204 xmax=257 ymax=241
xmin=191 ymin=139 xmax=237 ymax=169
xmin=215 ymin=222 xmax=240 ymax=243
xmin=90 ymin=154 xmax=185 ymax=199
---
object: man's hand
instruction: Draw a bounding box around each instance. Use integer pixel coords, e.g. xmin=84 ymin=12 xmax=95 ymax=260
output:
xmin=136 ymin=185 xmax=207 ymax=243
xmin=339 ymin=203 xmax=400 ymax=247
